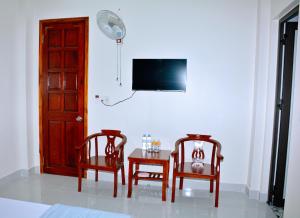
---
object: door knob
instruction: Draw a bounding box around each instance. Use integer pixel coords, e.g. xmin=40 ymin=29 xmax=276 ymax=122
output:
xmin=76 ymin=116 xmax=83 ymax=122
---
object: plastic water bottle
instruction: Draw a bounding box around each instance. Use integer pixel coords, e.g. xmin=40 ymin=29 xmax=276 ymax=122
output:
xmin=147 ymin=134 xmax=152 ymax=151
xmin=142 ymin=134 xmax=147 ymax=150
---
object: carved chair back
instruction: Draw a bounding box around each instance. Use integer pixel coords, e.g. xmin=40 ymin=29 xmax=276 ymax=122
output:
xmin=173 ymin=134 xmax=222 ymax=170
xmin=77 ymin=129 xmax=127 ymax=166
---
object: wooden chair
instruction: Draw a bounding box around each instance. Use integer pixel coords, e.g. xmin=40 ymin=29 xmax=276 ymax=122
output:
xmin=76 ymin=129 xmax=127 ymax=197
xmin=171 ymin=134 xmax=224 ymax=207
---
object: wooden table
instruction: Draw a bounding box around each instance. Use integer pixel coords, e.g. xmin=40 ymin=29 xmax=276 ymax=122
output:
xmin=127 ymin=148 xmax=171 ymax=201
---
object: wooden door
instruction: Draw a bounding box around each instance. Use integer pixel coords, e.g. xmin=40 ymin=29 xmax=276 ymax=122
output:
xmin=39 ymin=17 xmax=88 ymax=177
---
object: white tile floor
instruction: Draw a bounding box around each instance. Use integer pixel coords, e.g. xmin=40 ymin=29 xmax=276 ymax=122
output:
xmin=0 ymin=172 xmax=277 ymax=218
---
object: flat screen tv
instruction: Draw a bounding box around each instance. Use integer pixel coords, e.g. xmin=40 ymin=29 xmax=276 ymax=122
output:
xmin=132 ymin=59 xmax=187 ymax=91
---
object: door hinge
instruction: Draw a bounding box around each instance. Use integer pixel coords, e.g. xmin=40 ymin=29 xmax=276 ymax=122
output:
xmin=280 ymin=34 xmax=288 ymax=45
xmin=42 ymin=35 xmax=44 ymax=44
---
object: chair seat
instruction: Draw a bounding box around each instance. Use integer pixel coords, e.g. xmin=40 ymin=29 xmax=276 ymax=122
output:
xmin=81 ymin=156 xmax=123 ymax=170
xmin=177 ymin=162 xmax=216 ymax=179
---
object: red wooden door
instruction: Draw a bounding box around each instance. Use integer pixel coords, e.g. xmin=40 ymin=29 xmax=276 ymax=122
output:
xmin=39 ymin=18 xmax=88 ymax=177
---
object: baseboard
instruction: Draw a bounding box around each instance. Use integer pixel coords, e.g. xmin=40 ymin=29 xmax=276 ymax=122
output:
xmin=28 ymin=166 xmax=40 ymax=174
xmin=245 ymin=186 xmax=268 ymax=202
xmin=259 ymin=192 xmax=268 ymax=202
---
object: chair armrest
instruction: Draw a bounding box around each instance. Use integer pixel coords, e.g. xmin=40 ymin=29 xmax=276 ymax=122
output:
xmin=171 ymin=150 xmax=178 ymax=157
xmin=75 ymin=133 xmax=100 ymax=151
xmin=75 ymin=143 xmax=85 ymax=151
xmin=75 ymin=142 xmax=87 ymax=164
xmin=171 ymin=139 xmax=182 ymax=157
xmin=217 ymin=153 xmax=224 ymax=161
xmin=171 ymin=150 xmax=179 ymax=170
xmin=216 ymin=145 xmax=224 ymax=162
xmin=171 ymin=139 xmax=182 ymax=170
xmin=212 ymin=140 xmax=223 ymax=162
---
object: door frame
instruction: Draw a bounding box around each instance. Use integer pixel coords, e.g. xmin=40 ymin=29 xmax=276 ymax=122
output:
xmin=38 ymin=17 xmax=89 ymax=173
xmin=268 ymin=7 xmax=298 ymax=206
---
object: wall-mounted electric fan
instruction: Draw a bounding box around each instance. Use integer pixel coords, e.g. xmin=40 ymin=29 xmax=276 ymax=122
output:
xmin=96 ymin=10 xmax=126 ymax=86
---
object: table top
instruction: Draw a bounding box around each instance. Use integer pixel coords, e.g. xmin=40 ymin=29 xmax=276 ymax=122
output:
xmin=128 ymin=148 xmax=171 ymax=161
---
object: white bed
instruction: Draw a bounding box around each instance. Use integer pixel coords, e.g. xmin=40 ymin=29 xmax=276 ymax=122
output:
xmin=0 ymin=197 xmax=50 ymax=218
xmin=0 ymin=197 xmax=131 ymax=218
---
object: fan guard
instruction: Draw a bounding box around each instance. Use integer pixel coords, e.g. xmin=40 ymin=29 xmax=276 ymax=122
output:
xmin=96 ymin=10 xmax=126 ymax=41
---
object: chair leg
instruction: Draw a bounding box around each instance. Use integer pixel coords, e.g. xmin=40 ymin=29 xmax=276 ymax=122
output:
xmin=121 ymin=166 xmax=126 ymax=185
xmin=179 ymin=177 xmax=184 ymax=190
xmin=113 ymin=171 xmax=118 ymax=198
xmin=171 ymin=172 xmax=176 ymax=202
xmin=166 ymin=161 xmax=170 ymax=188
xmin=95 ymin=170 xmax=98 ymax=182
xmin=134 ymin=164 xmax=139 ymax=185
xmin=215 ymin=175 xmax=220 ymax=207
xmin=127 ymin=161 xmax=133 ymax=198
xmin=78 ymin=167 xmax=82 ymax=192
xmin=210 ymin=179 xmax=214 ymax=193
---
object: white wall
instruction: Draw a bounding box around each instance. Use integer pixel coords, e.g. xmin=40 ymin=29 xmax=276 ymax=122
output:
xmin=247 ymin=0 xmax=272 ymax=200
xmin=271 ymin=0 xmax=299 ymax=16
xmin=0 ymin=0 xmax=28 ymax=178
xmin=20 ymin=0 xmax=258 ymax=186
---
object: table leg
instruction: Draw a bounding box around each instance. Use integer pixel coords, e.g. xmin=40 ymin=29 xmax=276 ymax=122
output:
xmin=134 ymin=163 xmax=139 ymax=185
xmin=127 ymin=161 xmax=133 ymax=198
xmin=162 ymin=162 xmax=167 ymax=201
xmin=166 ymin=160 xmax=170 ymax=188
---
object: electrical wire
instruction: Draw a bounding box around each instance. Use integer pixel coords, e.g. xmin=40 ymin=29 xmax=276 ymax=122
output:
xmin=119 ymin=43 xmax=122 ymax=86
xmin=116 ymin=42 xmax=119 ymax=82
xmin=116 ymin=41 xmax=123 ymax=86
xmin=100 ymin=91 xmax=137 ymax=107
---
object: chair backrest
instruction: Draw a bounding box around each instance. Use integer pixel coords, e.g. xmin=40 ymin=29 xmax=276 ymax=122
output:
xmin=175 ymin=134 xmax=221 ymax=167
xmin=79 ymin=129 xmax=127 ymax=162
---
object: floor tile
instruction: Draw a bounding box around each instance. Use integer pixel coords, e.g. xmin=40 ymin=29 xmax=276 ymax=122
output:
xmin=0 ymin=172 xmax=277 ymax=218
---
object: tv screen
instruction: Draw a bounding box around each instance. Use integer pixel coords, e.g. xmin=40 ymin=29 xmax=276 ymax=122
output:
xmin=132 ymin=59 xmax=187 ymax=91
